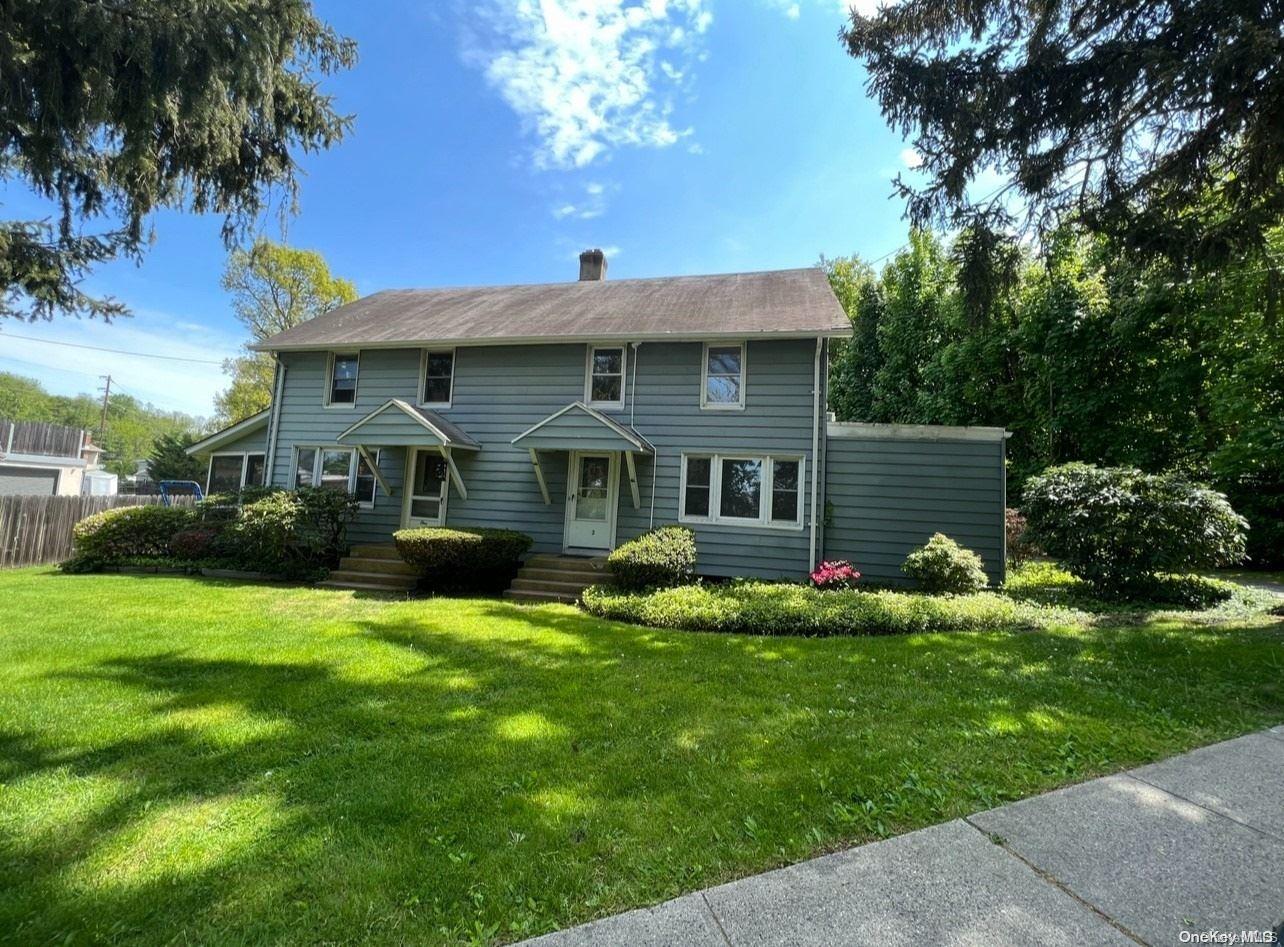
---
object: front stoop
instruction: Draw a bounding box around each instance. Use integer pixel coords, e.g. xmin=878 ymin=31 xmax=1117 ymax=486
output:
xmin=503 ymin=553 xmax=609 ymax=604
xmin=318 ymin=544 xmax=418 ymax=593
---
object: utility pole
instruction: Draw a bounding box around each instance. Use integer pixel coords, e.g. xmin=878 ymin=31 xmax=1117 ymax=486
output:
xmin=98 ymin=374 xmax=112 ymax=442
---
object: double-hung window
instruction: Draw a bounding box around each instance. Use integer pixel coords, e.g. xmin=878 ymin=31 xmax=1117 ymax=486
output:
xmin=326 ymin=353 xmax=359 ymax=406
xmin=680 ymin=453 xmax=803 ymax=529
xmin=293 ymin=446 xmax=380 ymax=507
xmin=586 ymin=345 xmax=626 ymax=409
xmin=701 ymin=342 xmax=745 ymax=409
xmin=420 ymin=349 xmax=454 ymax=407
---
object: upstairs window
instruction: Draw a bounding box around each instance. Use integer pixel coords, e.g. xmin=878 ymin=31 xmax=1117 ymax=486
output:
xmin=586 ymin=345 xmax=626 ymax=408
xmin=701 ymin=343 xmax=744 ymax=409
xmin=421 ymin=350 xmax=454 ymax=406
xmin=680 ymin=452 xmax=803 ymax=529
xmin=327 ymin=353 xmax=359 ymax=406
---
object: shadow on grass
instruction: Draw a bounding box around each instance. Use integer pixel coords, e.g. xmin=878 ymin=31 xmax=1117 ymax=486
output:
xmin=3 ymin=599 xmax=1282 ymax=944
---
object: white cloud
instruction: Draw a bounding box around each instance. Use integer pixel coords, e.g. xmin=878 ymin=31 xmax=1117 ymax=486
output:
xmin=900 ymin=147 xmax=923 ymax=169
xmin=465 ymin=0 xmax=710 ymax=169
xmin=0 ymin=312 xmax=242 ymax=419
xmin=551 ymin=180 xmax=613 ymax=219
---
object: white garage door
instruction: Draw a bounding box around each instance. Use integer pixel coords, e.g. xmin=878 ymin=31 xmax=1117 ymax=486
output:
xmin=0 ymin=466 xmax=59 ymax=496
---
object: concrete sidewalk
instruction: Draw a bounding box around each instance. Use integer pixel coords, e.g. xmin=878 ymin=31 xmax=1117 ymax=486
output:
xmin=522 ymin=728 xmax=1284 ymax=947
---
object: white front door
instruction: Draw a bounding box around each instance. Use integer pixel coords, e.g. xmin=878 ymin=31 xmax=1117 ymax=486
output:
xmin=402 ymin=448 xmax=448 ymax=527
xmin=564 ymin=451 xmax=617 ymax=551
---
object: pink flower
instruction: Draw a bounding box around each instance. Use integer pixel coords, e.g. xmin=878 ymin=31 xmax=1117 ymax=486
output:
xmin=810 ymin=560 xmax=861 ymax=590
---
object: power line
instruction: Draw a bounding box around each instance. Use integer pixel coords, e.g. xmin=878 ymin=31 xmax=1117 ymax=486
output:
xmin=0 ymin=329 xmax=227 ymax=365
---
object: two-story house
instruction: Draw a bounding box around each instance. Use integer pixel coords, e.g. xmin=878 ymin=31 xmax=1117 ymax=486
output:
xmin=189 ymin=251 xmax=1008 ymax=595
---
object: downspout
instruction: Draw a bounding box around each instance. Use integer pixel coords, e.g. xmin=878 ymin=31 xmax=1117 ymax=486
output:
xmin=632 ymin=341 xmax=659 ymax=530
xmin=264 ymin=356 xmax=286 ymax=486
xmin=808 ymin=336 xmax=822 ymax=571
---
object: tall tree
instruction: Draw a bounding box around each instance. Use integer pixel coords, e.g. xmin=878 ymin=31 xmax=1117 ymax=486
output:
xmin=0 ymin=0 xmax=356 ymax=320
xmin=843 ymin=2 xmax=1284 ymax=270
xmin=214 ymin=238 xmax=357 ymax=423
xmin=147 ymin=432 xmax=206 ymax=484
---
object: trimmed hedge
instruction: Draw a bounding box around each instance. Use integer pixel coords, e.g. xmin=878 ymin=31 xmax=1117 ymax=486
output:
xmin=582 ymin=581 xmax=1063 ymax=637
xmin=606 ymin=526 xmax=697 ymax=590
xmin=902 ymin=533 xmax=989 ymax=593
xmin=61 ymin=505 xmax=197 ymax=572
xmin=394 ymin=527 xmax=533 ymax=593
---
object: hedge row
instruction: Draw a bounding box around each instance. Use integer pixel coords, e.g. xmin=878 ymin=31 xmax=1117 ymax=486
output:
xmin=581 ymin=580 xmax=1071 ymax=637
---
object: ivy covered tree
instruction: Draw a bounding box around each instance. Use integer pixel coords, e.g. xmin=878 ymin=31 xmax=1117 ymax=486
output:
xmin=843 ymin=2 xmax=1284 ymax=270
xmin=0 ymin=0 xmax=356 ymax=320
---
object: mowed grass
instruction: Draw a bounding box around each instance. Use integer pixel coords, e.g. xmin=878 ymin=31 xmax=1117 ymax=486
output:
xmin=1 ymin=570 xmax=1281 ymax=945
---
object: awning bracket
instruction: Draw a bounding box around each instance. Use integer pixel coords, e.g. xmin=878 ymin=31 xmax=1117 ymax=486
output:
xmin=624 ymin=451 xmax=641 ymax=509
xmin=528 ymin=449 xmax=551 ymax=505
xmin=439 ymin=446 xmax=467 ymax=500
xmin=357 ymin=445 xmax=394 ymax=497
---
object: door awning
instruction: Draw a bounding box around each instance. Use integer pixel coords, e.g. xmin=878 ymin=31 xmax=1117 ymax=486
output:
xmin=336 ymin=399 xmax=481 ymax=451
xmin=510 ymin=402 xmax=654 ymax=454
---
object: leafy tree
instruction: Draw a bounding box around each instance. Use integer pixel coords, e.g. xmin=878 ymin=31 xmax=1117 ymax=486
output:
xmin=822 ymin=255 xmax=880 ymax=421
xmin=215 ymin=238 xmax=357 ymax=423
xmin=148 ymin=433 xmax=206 ymax=484
xmin=843 ymin=2 xmax=1284 ymax=269
xmin=0 ymin=0 xmax=356 ymax=320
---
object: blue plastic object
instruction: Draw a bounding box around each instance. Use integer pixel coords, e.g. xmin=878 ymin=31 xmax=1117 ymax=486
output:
xmin=158 ymin=480 xmax=204 ymax=506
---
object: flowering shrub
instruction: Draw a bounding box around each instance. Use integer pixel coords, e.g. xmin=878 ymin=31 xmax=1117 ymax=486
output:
xmin=810 ymin=560 xmax=861 ymax=590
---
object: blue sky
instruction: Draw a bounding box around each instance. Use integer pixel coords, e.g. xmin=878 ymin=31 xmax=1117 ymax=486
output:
xmin=0 ymin=0 xmax=928 ymax=418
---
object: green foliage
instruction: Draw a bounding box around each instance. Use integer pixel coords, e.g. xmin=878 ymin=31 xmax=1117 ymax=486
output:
xmin=843 ymin=2 xmax=1284 ymax=269
xmin=216 ymin=238 xmax=358 ymax=423
xmin=606 ymin=526 xmax=697 ymax=591
xmin=0 ymin=1 xmax=355 ymax=320
xmin=901 ymin=533 xmax=989 ymax=593
xmin=169 ymin=528 xmax=220 ymax=562
xmin=62 ymin=505 xmax=196 ymax=571
xmin=582 ymin=581 xmax=1057 ymax=636
xmin=394 ymin=527 xmax=534 ymax=593
xmin=216 ymin=488 xmax=358 ymax=576
xmin=1023 ymin=464 xmax=1248 ymax=590
xmin=147 ymin=432 xmax=205 ymax=484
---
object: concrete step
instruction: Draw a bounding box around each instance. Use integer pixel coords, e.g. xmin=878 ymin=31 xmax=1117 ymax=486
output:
xmin=324 ymin=570 xmax=418 ymax=590
xmin=503 ymin=588 xmax=580 ymax=604
xmin=509 ymin=577 xmax=595 ymax=595
xmin=523 ymin=554 xmax=609 ymax=572
xmin=348 ymin=544 xmax=402 ymax=560
xmin=317 ymin=580 xmax=414 ymax=594
xmin=339 ymin=556 xmax=419 ymax=576
xmin=515 ymin=567 xmax=606 ymax=585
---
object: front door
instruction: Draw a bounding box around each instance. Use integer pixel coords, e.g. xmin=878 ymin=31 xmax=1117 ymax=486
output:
xmin=564 ymin=451 xmax=616 ymax=551
xmin=402 ymin=448 xmax=448 ymax=527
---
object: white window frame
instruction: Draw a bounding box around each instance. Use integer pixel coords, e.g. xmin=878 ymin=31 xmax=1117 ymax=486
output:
xmin=324 ymin=352 xmax=360 ymax=409
xmin=584 ymin=343 xmax=627 ymax=410
xmin=678 ymin=452 xmax=804 ymax=530
xmin=290 ymin=446 xmax=380 ymax=508
xmin=418 ymin=348 xmax=456 ymax=408
xmin=700 ymin=342 xmax=746 ymax=411
xmin=205 ymin=451 xmax=266 ymax=495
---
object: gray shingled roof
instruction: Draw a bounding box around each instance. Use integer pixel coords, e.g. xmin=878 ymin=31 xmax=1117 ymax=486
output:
xmin=254 ymin=267 xmax=849 ymax=351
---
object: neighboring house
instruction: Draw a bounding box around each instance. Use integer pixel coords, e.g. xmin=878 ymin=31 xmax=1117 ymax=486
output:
xmin=188 ymin=251 xmax=1007 ymax=586
xmin=0 ymin=419 xmax=107 ymax=496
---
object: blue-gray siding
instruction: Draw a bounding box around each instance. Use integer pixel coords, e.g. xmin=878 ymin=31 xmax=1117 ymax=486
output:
xmin=823 ymin=432 xmax=1006 ymax=585
xmin=269 ymin=340 xmax=822 ymax=574
xmin=201 ymin=428 xmax=268 ymax=457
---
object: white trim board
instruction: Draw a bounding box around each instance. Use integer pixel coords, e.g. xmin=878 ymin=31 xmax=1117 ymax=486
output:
xmin=185 ymin=410 xmax=270 ymax=456
xmin=826 ymin=422 xmax=1009 ymax=443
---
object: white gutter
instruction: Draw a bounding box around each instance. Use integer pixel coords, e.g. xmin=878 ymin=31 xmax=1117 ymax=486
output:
xmin=808 ymin=336 xmax=822 ymax=571
xmin=264 ymin=357 xmax=286 ymax=484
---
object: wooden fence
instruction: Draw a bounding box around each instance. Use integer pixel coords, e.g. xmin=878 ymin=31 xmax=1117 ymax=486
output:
xmin=0 ymin=494 xmax=191 ymax=568
xmin=0 ymin=419 xmax=85 ymax=458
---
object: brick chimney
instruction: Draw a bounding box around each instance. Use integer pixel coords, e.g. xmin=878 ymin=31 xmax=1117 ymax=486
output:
xmin=578 ymin=248 xmax=607 ymax=281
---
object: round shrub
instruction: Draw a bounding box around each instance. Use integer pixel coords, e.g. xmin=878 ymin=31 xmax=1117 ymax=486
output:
xmin=394 ymin=527 xmax=534 ymax=593
xmin=902 ymin=533 xmax=989 ymax=593
xmin=216 ymin=488 xmax=358 ymax=577
xmin=606 ymin=526 xmax=697 ymax=591
xmin=1022 ymin=463 xmax=1248 ymax=590
xmin=63 ymin=504 xmax=196 ymax=570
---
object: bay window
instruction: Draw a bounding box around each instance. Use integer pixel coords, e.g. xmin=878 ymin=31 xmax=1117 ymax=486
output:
xmin=680 ymin=452 xmax=803 ymax=528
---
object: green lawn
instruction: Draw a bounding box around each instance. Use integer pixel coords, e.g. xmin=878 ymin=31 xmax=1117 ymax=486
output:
xmin=2 ymin=569 xmax=1281 ymax=945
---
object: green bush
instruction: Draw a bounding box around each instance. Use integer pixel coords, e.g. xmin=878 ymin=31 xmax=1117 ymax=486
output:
xmin=1023 ymin=463 xmax=1248 ymax=589
xmin=902 ymin=533 xmax=989 ymax=593
xmin=170 ymin=528 xmax=220 ymax=561
xmin=582 ymin=581 xmax=1062 ymax=636
xmin=61 ymin=504 xmax=196 ymax=571
xmin=217 ymin=488 xmax=358 ymax=577
xmin=394 ymin=527 xmax=534 ymax=593
xmin=606 ymin=526 xmax=697 ymax=590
